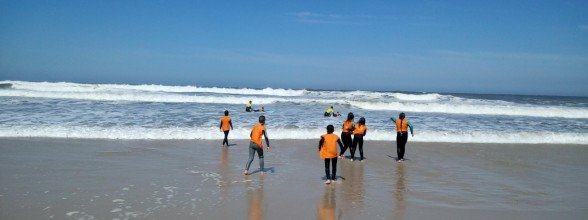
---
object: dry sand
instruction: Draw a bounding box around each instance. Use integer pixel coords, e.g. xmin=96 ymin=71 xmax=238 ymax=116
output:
xmin=1 ymin=138 xmax=587 ymax=219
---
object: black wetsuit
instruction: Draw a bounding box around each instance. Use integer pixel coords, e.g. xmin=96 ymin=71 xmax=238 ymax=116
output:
xmin=351 ymin=134 xmax=364 ymax=160
xmin=222 ymin=130 xmax=230 ymax=146
xmin=396 ymin=132 xmax=408 ymax=160
xmin=340 ymin=132 xmax=352 ymax=156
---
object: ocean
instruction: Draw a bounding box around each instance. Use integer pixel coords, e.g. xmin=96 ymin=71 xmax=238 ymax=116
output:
xmin=1 ymin=80 xmax=587 ymax=144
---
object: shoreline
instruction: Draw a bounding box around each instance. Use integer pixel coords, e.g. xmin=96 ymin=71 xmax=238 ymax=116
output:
xmin=1 ymin=138 xmax=587 ymax=219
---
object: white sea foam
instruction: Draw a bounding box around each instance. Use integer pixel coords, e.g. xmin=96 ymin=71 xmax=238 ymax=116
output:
xmin=1 ymin=80 xmax=588 ymax=119
xmin=348 ymin=100 xmax=588 ymax=118
xmin=1 ymin=125 xmax=586 ymax=144
xmin=2 ymin=80 xmax=306 ymax=96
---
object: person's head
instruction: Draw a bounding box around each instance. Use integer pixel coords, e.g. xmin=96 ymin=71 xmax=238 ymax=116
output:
xmin=347 ymin=112 xmax=354 ymax=121
xmin=399 ymin=112 xmax=405 ymax=119
xmin=330 ymin=106 xmax=333 ymax=109
xmin=326 ymin=124 xmax=334 ymax=134
xmin=358 ymin=117 xmax=366 ymax=125
xmin=259 ymin=115 xmax=266 ymax=124
xmin=224 ymin=110 xmax=229 ymax=116
xmin=249 ymin=100 xmax=252 ymax=104
xmin=261 ymin=106 xmax=264 ymax=110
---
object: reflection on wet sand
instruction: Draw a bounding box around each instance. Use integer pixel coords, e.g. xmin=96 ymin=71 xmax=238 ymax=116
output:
xmin=339 ymin=160 xmax=365 ymax=217
xmin=317 ymin=187 xmax=336 ymax=220
xmin=394 ymin=163 xmax=406 ymax=220
xmin=246 ymin=176 xmax=265 ymax=220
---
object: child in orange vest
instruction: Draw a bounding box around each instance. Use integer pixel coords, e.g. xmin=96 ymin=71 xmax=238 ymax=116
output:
xmin=244 ymin=115 xmax=270 ymax=175
xmin=319 ymin=125 xmax=344 ymax=184
xmin=219 ymin=110 xmax=233 ymax=146
xmin=351 ymin=117 xmax=367 ymax=161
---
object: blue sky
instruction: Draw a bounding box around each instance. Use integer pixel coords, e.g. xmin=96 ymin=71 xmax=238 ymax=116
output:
xmin=1 ymin=0 xmax=587 ymax=96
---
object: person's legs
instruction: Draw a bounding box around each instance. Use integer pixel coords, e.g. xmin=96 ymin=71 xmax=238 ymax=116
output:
xmin=245 ymin=143 xmax=257 ymax=171
xmin=396 ymin=133 xmax=402 ymax=160
xmin=400 ymin=134 xmax=408 ymax=160
xmin=331 ymin=157 xmax=338 ymax=180
xmin=397 ymin=133 xmax=407 ymax=160
xmin=256 ymin=146 xmax=264 ymax=172
xmin=324 ymin=159 xmax=331 ymax=180
xmin=340 ymin=133 xmax=350 ymax=156
xmin=351 ymin=136 xmax=358 ymax=160
xmin=358 ymin=137 xmax=364 ymax=160
xmin=223 ymin=130 xmax=229 ymax=146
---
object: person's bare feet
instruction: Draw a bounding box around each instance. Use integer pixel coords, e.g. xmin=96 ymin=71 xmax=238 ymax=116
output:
xmin=243 ymin=170 xmax=249 ymax=175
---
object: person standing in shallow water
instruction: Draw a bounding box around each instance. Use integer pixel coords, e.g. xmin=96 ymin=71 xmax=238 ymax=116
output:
xmin=339 ymin=112 xmax=354 ymax=159
xmin=219 ymin=110 xmax=233 ymax=147
xmin=391 ymin=112 xmax=414 ymax=162
xmin=319 ymin=125 xmax=344 ymax=184
xmin=244 ymin=115 xmax=270 ymax=175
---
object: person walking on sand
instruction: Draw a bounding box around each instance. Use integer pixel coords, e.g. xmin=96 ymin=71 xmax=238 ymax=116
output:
xmin=319 ymin=125 xmax=344 ymax=184
xmin=219 ymin=110 xmax=233 ymax=147
xmin=391 ymin=112 xmax=414 ymax=162
xmin=245 ymin=101 xmax=253 ymax=112
xmin=339 ymin=112 xmax=355 ymax=159
xmin=244 ymin=115 xmax=271 ymax=175
xmin=350 ymin=117 xmax=367 ymax=161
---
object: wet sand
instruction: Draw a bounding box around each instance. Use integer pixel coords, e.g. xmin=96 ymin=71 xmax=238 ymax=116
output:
xmin=0 ymin=138 xmax=587 ymax=219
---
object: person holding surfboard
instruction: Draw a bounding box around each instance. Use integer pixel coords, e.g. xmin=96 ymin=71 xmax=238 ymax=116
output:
xmin=246 ymin=101 xmax=253 ymax=112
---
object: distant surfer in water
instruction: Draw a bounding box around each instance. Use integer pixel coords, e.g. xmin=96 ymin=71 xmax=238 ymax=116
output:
xmin=219 ymin=110 xmax=233 ymax=147
xmin=350 ymin=117 xmax=367 ymax=161
xmin=246 ymin=101 xmax=253 ymax=112
xmin=253 ymin=106 xmax=265 ymax=112
xmin=339 ymin=112 xmax=354 ymax=159
xmin=244 ymin=115 xmax=270 ymax=175
xmin=391 ymin=112 xmax=414 ymax=162
xmin=318 ymin=125 xmax=344 ymax=184
xmin=324 ymin=106 xmax=334 ymax=117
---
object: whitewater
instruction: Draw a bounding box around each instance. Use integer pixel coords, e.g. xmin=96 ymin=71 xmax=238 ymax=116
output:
xmin=1 ymin=80 xmax=587 ymax=144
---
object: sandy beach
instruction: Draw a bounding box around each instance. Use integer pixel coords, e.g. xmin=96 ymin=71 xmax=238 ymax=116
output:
xmin=0 ymin=138 xmax=587 ymax=219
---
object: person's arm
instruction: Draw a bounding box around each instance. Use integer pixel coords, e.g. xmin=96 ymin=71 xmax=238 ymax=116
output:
xmin=229 ymin=120 xmax=233 ymax=130
xmin=219 ymin=120 xmax=223 ymax=131
xmin=390 ymin=117 xmax=396 ymax=123
xmin=318 ymin=137 xmax=325 ymax=151
xmin=363 ymin=127 xmax=367 ymax=136
xmin=263 ymin=130 xmax=270 ymax=150
xmin=408 ymin=121 xmax=414 ymax=136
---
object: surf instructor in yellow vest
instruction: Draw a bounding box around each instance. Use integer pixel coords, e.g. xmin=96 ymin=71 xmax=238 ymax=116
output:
xmin=391 ymin=112 xmax=414 ymax=162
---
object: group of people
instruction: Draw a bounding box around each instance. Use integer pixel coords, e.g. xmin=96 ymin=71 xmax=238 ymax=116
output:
xmin=219 ymin=106 xmax=414 ymax=184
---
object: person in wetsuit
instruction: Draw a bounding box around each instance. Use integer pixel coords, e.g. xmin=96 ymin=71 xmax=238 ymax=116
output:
xmin=391 ymin=112 xmax=414 ymax=162
xmin=244 ymin=115 xmax=271 ymax=175
xmin=219 ymin=110 xmax=233 ymax=146
xmin=339 ymin=112 xmax=354 ymax=159
xmin=245 ymin=101 xmax=253 ymax=112
xmin=350 ymin=117 xmax=367 ymax=161
xmin=324 ymin=106 xmax=334 ymax=117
